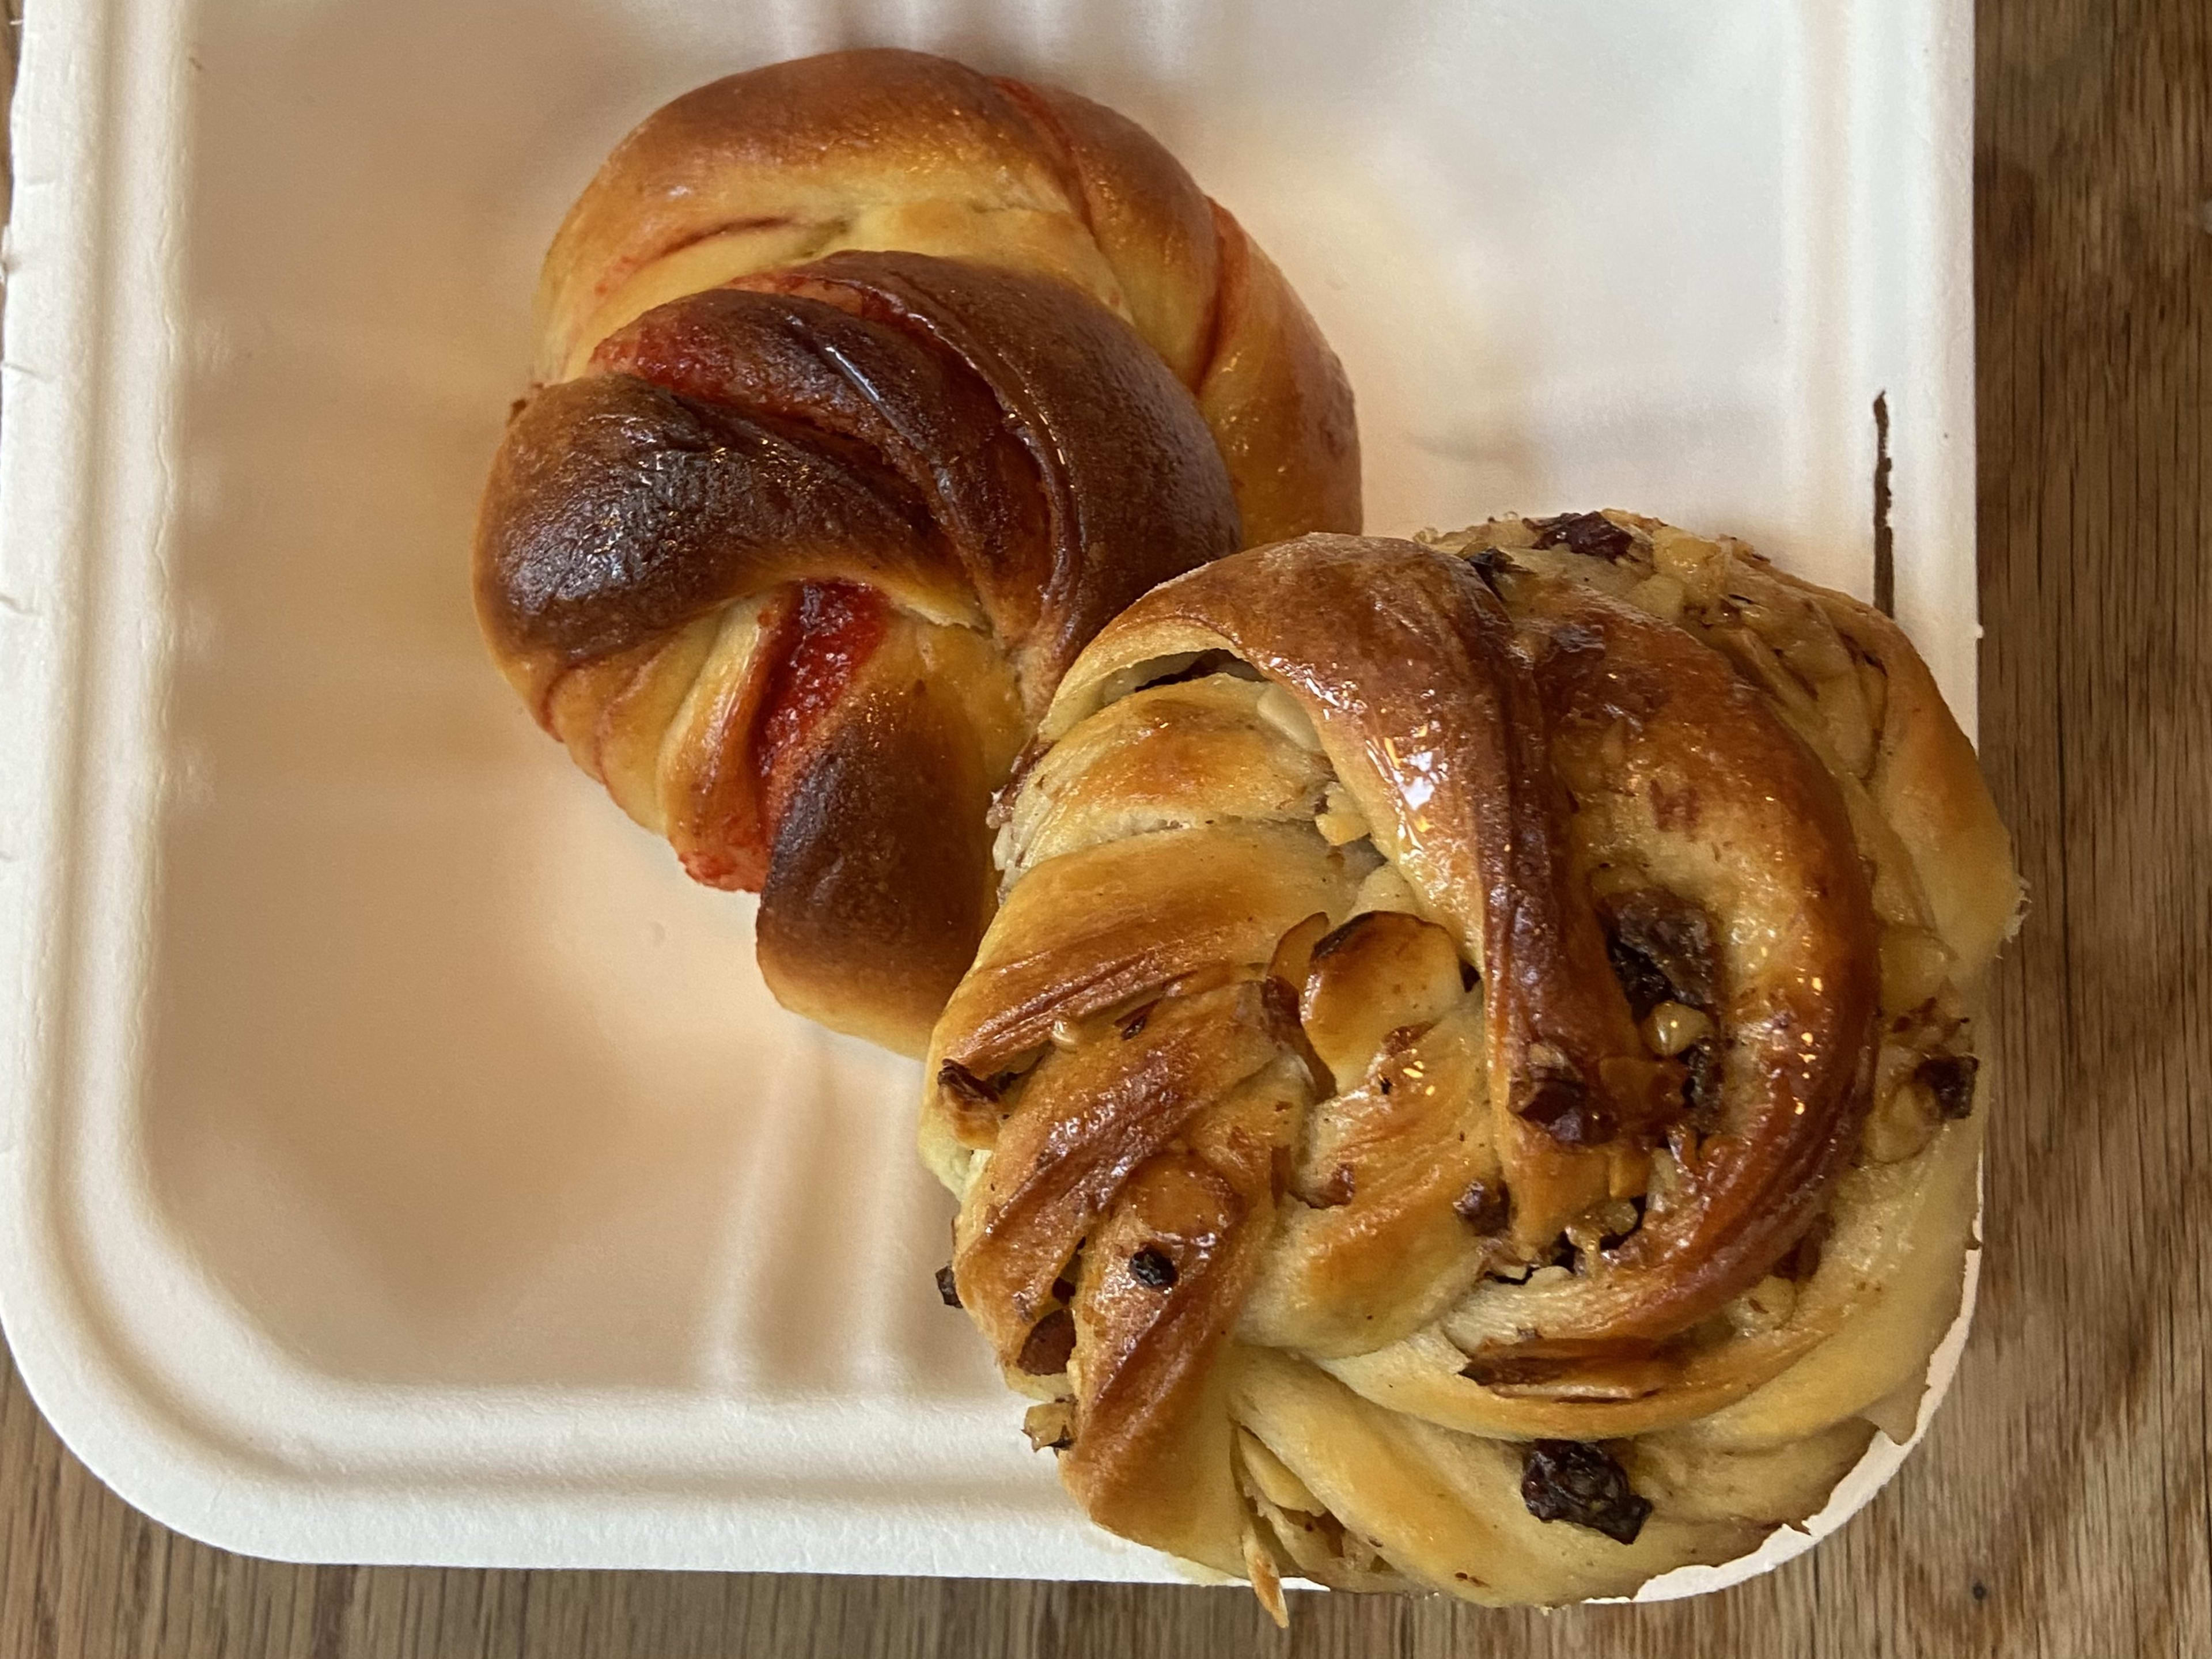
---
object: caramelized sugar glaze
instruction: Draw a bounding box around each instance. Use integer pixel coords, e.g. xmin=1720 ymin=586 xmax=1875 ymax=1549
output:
xmin=474 ymin=51 xmax=1359 ymax=1050
xmin=923 ymin=516 xmax=2019 ymax=1611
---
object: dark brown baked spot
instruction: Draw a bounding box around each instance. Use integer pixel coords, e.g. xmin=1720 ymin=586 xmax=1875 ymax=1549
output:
xmin=934 ymin=1264 xmax=963 ymax=1307
xmin=756 ymin=670 xmax=998 ymax=1050
xmin=1460 ymin=1353 xmax=1567 ymax=1388
xmin=476 ymin=371 xmax=934 ymax=668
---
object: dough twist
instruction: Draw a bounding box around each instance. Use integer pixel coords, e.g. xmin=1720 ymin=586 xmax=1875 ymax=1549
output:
xmin=475 ymin=50 xmax=1358 ymax=1050
xmin=923 ymin=516 xmax=2018 ymax=1609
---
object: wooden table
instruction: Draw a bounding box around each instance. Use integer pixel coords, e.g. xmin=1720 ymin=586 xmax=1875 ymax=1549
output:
xmin=5 ymin=1 xmax=2207 ymax=1653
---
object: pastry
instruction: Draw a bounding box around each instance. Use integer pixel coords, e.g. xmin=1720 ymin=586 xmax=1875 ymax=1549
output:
xmin=474 ymin=50 xmax=1358 ymax=1052
xmin=921 ymin=514 xmax=2019 ymax=1612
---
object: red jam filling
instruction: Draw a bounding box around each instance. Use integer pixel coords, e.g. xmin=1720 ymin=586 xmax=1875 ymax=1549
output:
xmin=677 ymin=580 xmax=890 ymax=892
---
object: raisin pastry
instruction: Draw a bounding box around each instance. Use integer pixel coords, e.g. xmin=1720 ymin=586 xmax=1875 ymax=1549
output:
xmin=921 ymin=516 xmax=2018 ymax=1612
xmin=475 ymin=49 xmax=1359 ymax=1052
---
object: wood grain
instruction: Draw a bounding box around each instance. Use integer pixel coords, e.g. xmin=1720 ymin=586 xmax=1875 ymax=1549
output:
xmin=4 ymin=0 xmax=2208 ymax=1652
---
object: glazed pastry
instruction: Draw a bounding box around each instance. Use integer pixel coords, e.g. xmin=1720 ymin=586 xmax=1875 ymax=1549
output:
xmin=475 ymin=49 xmax=1358 ymax=1052
xmin=921 ymin=515 xmax=2018 ymax=1612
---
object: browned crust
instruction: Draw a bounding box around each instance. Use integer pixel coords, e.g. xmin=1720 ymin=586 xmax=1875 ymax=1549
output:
xmin=586 ymin=278 xmax=1050 ymax=646
xmin=744 ymin=252 xmax=1243 ymax=700
xmin=1060 ymin=1135 xmax=1281 ymax=1572
xmin=953 ymin=987 xmax=1296 ymax=1571
xmin=954 ymin=986 xmax=1278 ymax=1359
xmin=1513 ymin=578 xmax=1881 ymax=1340
xmin=1066 ymin=537 xmax=1669 ymax=1156
xmin=483 ymin=49 xmax=1363 ymax=1051
xmin=1026 ymin=536 xmax=1882 ymax=1341
xmin=536 ymin=50 xmax=1082 ymax=381
xmin=933 ymin=822 xmax=1355 ymax=1081
xmin=480 ymin=47 xmax=1373 ymax=1053
xmin=474 ymin=366 xmax=951 ymax=693
xmin=1195 ymin=209 xmax=1362 ymax=544
xmin=983 ymin=74 xmax=1221 ymax=385
xmin=922 ymin=524 xmax=2013 ymax=1603
xmin=483 ymin=255 xmax=1242 ymax=695
xmin=475 ymin=252 xmax=1246 ymax=1052
xmin=754 ymin=643 xmax=1000 ymax=1055
xmin=528 ymin=48 xmax=1359 ymax=533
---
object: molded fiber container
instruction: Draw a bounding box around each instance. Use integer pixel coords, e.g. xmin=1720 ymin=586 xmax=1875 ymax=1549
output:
xmin=0 ymin=0 xmax=1976 ymax=1590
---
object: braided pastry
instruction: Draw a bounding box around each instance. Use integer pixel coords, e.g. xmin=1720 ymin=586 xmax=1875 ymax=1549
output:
xmin=475 ymin=50 xmax=1358 ymax=1052
xmin=922 ymin=514 xmax=2019 ymax=1610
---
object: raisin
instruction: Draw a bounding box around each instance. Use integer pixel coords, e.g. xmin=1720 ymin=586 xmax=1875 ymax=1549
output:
xmin=1531 ymin=512 xmax=1638 ymax=563
xmin=1520 ymin=1440 xmax=1653 ymax=1544
xmin=1453 ymin=1180 xmax=1511 ymax=1234
xmin=1017 ymin=1309 xmax=1076 ymax=1376
xmin=1680 ymin=1037 xmax=1724 ymax=1131
xmin=1917 ymin=1053 xmax=1979 ymax=1119
xmin=1517 ymin=1074 xmax=1616 ymax=1146
xmin=937 ymin=1060 xmax=1001 ymax=1108
xmin=934 ymin=1265 xmax=962 ymax=1308
xmin=1464 ymin=546 xmax=1521 ymax=589
xmin=1128 ymin=1247 xmax=1178 ymax=1289
xmin=1601 ymin=889 xmax=1721 ymax=1014
xmin=1605 ymin=935 xmax=1677 ymax=1021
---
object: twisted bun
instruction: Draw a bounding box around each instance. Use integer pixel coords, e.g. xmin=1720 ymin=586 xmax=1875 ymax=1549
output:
xmin=923 ymin=515 xmax=2018 ymax=1609
xmin=475 ymin=51 xmax=1359 ymax=1051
